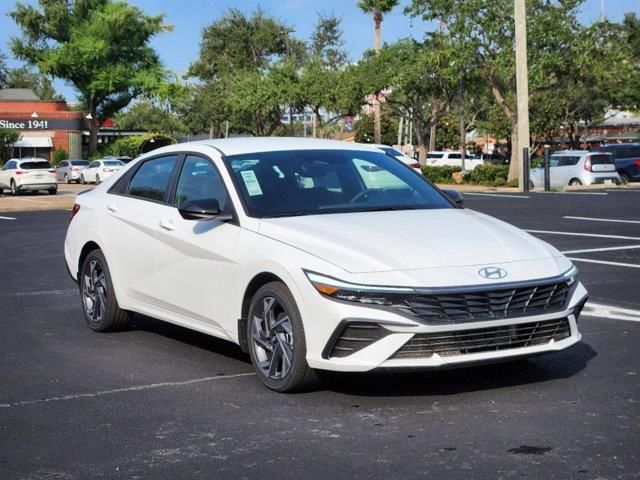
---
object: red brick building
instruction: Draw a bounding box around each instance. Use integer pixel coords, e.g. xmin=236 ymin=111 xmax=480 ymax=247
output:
xmin=0 ymin=88 xmax=83 ymax=160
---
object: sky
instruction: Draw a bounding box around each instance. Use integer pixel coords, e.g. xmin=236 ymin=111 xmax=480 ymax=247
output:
xmin=1 ymin=0 xmax=638 ymax=102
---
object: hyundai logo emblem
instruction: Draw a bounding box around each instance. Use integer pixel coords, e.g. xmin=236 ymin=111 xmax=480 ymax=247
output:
xmin=478 ymin=266 xmax=508 ymax=280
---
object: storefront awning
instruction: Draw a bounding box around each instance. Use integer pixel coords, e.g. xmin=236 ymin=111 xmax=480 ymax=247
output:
xmin=13 ymin=137 xmax=53 ymax=148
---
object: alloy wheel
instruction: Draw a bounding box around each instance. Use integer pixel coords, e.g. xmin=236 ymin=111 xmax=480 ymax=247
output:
xmin=250 ymin=296 xmax=294 ymax=381
xmin=82 ymin=259 xmax=108 ymax=323
xmin=65 ymin=174 xmax=69 ymax=184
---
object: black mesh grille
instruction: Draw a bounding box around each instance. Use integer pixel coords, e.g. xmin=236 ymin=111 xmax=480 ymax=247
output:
xmin=394 ymin=281 xmax=569 ymax=324
xmin=391 ymin=317 xmax=571 ymax=359
xmin=327 ymin=323 xmax=391 ymax=358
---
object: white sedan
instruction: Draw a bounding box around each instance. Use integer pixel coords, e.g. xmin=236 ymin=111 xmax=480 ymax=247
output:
xmin=370 ymin=144 xmax=422 ymax=173
xmin=80 ymin=159 xmax=125 ymax=184
xmin=64 ymin=138 xmax=587 ymax=392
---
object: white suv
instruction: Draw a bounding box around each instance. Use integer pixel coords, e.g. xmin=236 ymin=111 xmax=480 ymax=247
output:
xmin=427 ymin=151 xmax=483 ymax=170
xmin=530 ymin=150 xmax=620 ymax=188
xmin=0 ymin=158 xmax=58 ymax=195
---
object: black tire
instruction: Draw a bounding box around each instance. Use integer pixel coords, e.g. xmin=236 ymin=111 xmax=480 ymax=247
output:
xmin=80 ymin=249 xmax=130 ymax=332
xmin=247 ymin=281 xmax=320 ymax=392
xmin=81 ymin=174 xmax=86 ymax=185
xmin=64 ymin=174 xmax=70 ymax=184
xmin=569 ymin=178 xmax=582 ymax=186
xmin=620 ymin=174 xmax=629 ymax=185
xmin=48 ymin=188 xmax=57 ymax=195
xmin=95 ymin=174 xmax=100 ymax=185
xmin=10 ymin=180 xmax=18 ymax=196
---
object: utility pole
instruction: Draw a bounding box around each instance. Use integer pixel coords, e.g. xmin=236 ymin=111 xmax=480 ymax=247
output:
xmin=514 ymin=0 xmax=530 ymax=191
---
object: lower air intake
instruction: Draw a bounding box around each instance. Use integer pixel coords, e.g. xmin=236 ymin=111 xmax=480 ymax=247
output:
xmin=391 ymin=318 xmax=571 ymax=359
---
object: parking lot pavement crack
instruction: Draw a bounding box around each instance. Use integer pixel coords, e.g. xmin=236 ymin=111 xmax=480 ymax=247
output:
xmin=0 ymin=372 xmax=256 ymax=409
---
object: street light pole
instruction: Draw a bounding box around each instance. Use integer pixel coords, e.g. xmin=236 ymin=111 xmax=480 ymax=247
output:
xmin=514 ymin=0 xmax=530 ymax=191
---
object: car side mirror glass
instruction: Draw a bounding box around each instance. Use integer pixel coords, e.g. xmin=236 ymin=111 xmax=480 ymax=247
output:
xmin=178 ymin=198 xmax=232 ymax=221
xmin=442 ymin=189 xmax=464 ymax=208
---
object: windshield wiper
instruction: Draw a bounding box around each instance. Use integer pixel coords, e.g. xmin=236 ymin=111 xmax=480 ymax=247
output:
xmin=361 ymin=206 xmax=423 ymax=212
xmin=261 ymin=212 xmax=313 ymax=219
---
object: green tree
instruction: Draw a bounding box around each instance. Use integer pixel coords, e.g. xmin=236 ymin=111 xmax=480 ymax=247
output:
xmin=622 ymin=13 xmax=640 ymax=106
xmin=354 ymin=110 xmax=398 ymax=145
xmin=0 ymin=52 xmax=8 ymax=87
xmin=114 ymin=99 xmax=185 ymax=136
xmin=10 ymin=0 xmax=170 ymax=155
xmin=3 ymin=67 xmax=63 ymax=101
xmin=408 ymin=0 xmax=587 ymax=181
xmin=311 ymin=13 xmax=348 ymax=67
xmin=361 ymin=37 xmax=459 ymax=162
xmin=357 ymin=0 xmax=399 ymax=144
xmin=0 ymin=128 xmax=21 ymax=164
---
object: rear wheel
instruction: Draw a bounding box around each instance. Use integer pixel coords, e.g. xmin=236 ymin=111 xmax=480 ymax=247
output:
xmin=64 ymin=174 xmax=70 ymax=184
xmin=247 ymin=282 xmax=319 ymax=392
xmin=10 ymin=180 xmax=18 ymax=196
xmin=620 ymin=173 xmax=629 ymax=185
xmin=48 ymin=188 xmax=57 ymax=195
xmin=95 ymin=174 xmax=101 ymax=185
xmin=569 ymin=178 xmax=582 ymax=186
xmin=80 ymin=249 xmax=130 ymax=332
xmin=81 ymin=174 xmax=86 ymax=184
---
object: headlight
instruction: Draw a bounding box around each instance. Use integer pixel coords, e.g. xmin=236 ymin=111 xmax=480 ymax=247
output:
xmin=304 ymin=271 xmax=415 ymax=306
xmin=563 ymin=264 xmax=578 ymax=285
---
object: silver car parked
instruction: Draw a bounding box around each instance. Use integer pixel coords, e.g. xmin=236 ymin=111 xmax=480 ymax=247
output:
xmin=56 ymin=159 xmax=90 ymax=184
xmin=530 ymin=150 xmax=620 ymax=188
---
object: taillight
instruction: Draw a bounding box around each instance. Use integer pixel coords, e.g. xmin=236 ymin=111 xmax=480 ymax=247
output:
xmin=15 ymin=170 xmax=25 ymax=175
xmin=584 ymin=156 xmax=592 ymax=172
xmin=48 ymin=169 xmax=56 ymax=173
xmin=634 ymin=160 xmax=640 ymax=168
xmin=409 ymin=162 xmax=421 ymax=168
xmin=69 ymin=203 xmax=80 ymax=223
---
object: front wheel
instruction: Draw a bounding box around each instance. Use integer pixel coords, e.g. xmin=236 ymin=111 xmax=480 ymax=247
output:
xmin=64 ymin=174 xmax=70 ymax=184
xmin=80 ymin=249 xmax=130 ymax=332
xmin=81 ymin=174 xmax=86 ymax=185
xmin=247 ymin=282 xmax=319 ymax=392
xmin=48 ymin=188 xmax=57 ymax=195
xmin=95 ymin=174 xmax=100 ymax=185
xmin=10 ymin=180 xmax=18 ymax=196
xmin=620 ymin=174 xmax=629 ymax=185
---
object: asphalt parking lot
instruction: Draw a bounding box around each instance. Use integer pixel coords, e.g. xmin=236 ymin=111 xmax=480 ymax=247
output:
xmin=1 ymin=190 xmax=639 ymax=479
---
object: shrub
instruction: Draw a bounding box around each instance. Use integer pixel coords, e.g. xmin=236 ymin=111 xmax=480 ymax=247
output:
xmin=492 ymin=176 xmax=507 ymax=187
xmin=508 ymin=178 xmax=519 ymax=188
xmin=422 ymin=165 xmax=461 ymax=183
xmin=464 ymin=164 xmax=510 ymax=184
xmin=52 ymin=148 xmax=68 ymax=164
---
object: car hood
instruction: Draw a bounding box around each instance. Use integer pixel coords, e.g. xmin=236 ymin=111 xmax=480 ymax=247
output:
xmin=259 ymin=209 xmax=557 ymax=274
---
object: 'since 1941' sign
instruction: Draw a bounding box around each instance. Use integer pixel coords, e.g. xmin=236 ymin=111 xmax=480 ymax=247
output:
xmin=0 ymin=118 xmax=83 ymax=130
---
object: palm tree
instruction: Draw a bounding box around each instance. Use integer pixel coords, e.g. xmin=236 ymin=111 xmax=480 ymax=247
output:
xmin=357 ymin=0 xmax=399 ymax=144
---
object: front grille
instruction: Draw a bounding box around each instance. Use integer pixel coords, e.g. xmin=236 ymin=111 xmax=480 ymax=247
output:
xmin=394 ymin=281 xmax=569 ymax=324
xmin=391 ymin=317 xmax=571 ymax=359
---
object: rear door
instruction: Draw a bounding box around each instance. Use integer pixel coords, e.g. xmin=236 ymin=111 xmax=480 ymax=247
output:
xmin=99 ymin=154 xmax=180 ymax=304
xmin=19 ymin=161 xmax=56 ymax=185
xmin=588 ymin=154 xmax=616 ymax=173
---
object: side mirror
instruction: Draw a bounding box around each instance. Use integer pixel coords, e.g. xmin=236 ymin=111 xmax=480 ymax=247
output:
xmin=178 ymin=198 xmax=233 ymax=221
xmin=442 ymin=189 xmax=464 ymax=208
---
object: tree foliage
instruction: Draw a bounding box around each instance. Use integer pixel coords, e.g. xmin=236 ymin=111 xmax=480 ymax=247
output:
xmin=114 ymin=99 xmax=185 ymax=136
xmin=3 ymin=66 xmax=63 ymax=101
xmin=10 ymin=0 xmax=170 ymax=154
xmin=0 ymin=128 xmax=21 ymax=164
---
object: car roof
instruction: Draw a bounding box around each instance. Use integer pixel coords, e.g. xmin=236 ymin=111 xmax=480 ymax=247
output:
xmin=140 ymin=137 xmax=384 ymax=157
xmin=16 ymin=158 xmax=49 ymax=162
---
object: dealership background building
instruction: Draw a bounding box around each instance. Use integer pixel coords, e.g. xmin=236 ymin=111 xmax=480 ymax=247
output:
xmin=0 ymin=88 xmax=83 ymax=160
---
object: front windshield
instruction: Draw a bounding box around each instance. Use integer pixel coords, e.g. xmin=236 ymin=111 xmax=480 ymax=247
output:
xmin=224 ymin=149 xmax=453 ymax=218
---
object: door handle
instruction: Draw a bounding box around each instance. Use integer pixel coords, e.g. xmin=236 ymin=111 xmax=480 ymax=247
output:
xmin=159 ymin=220 xmax=175 ymax=231
xmin=107 ymin=204 xmax=119 ymax=214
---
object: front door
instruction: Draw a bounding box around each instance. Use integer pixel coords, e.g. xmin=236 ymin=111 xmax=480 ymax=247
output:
xmin=155 ymin=154 xmax=240 ymax=333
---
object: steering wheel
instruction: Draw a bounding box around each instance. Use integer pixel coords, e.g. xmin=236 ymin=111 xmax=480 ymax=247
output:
xmin=349 ymin=188 xmax=380 ymax=203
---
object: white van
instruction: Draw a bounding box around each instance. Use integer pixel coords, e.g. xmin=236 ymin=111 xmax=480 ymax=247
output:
xmin=426 ymin=151 xmax=483 ymax=170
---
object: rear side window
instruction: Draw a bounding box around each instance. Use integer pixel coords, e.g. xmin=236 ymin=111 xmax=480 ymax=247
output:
xmin=449 ymin=153 xmax=461 ymax=159
xmin=427 ymin=153 xmax=444 ymax=159
xmin=127 ymin=155 xmax=178 ymax=202
xmin=71 ymin=160 xmax=89 ymax=166
xmin=549 ymin=156 xmax=562 ymax=167
xmin=21 ymin=161 xmax=52 ymax=170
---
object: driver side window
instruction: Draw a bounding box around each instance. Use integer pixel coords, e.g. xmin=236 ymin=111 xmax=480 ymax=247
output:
xmin=174 ymin=155 xmax=228 ymax=211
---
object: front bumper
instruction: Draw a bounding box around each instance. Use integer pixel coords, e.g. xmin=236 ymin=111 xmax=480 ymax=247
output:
xmin=304 ymin=279 xmax=587 ymax=373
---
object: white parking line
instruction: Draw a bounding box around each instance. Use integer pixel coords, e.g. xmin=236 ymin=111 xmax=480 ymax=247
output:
xmin=0 ymin=215 xmax=17 ymax=220
xmin=567 ymin=257 xmax=640 ymax=269
xmin=525 ymin=230 xmax=640 ymax=241
xmin=463 ymin=193 xmax=530 ymax=199
xmin=0 ymin=372 xmax=256 ymax=409
xmin=563 ymin=216 xmax=640 ymax=224
xmin=561 ymin=245 xmax=640 ymax=254
xmin=546 ymin=192 xmax=608 ymax=195
xmin=581 ymin=302 xmax=640 ymax=322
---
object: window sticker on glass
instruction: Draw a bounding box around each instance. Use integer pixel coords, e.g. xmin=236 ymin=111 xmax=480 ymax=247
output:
xmin=241 ymin=170 xmax=263 ymax=196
